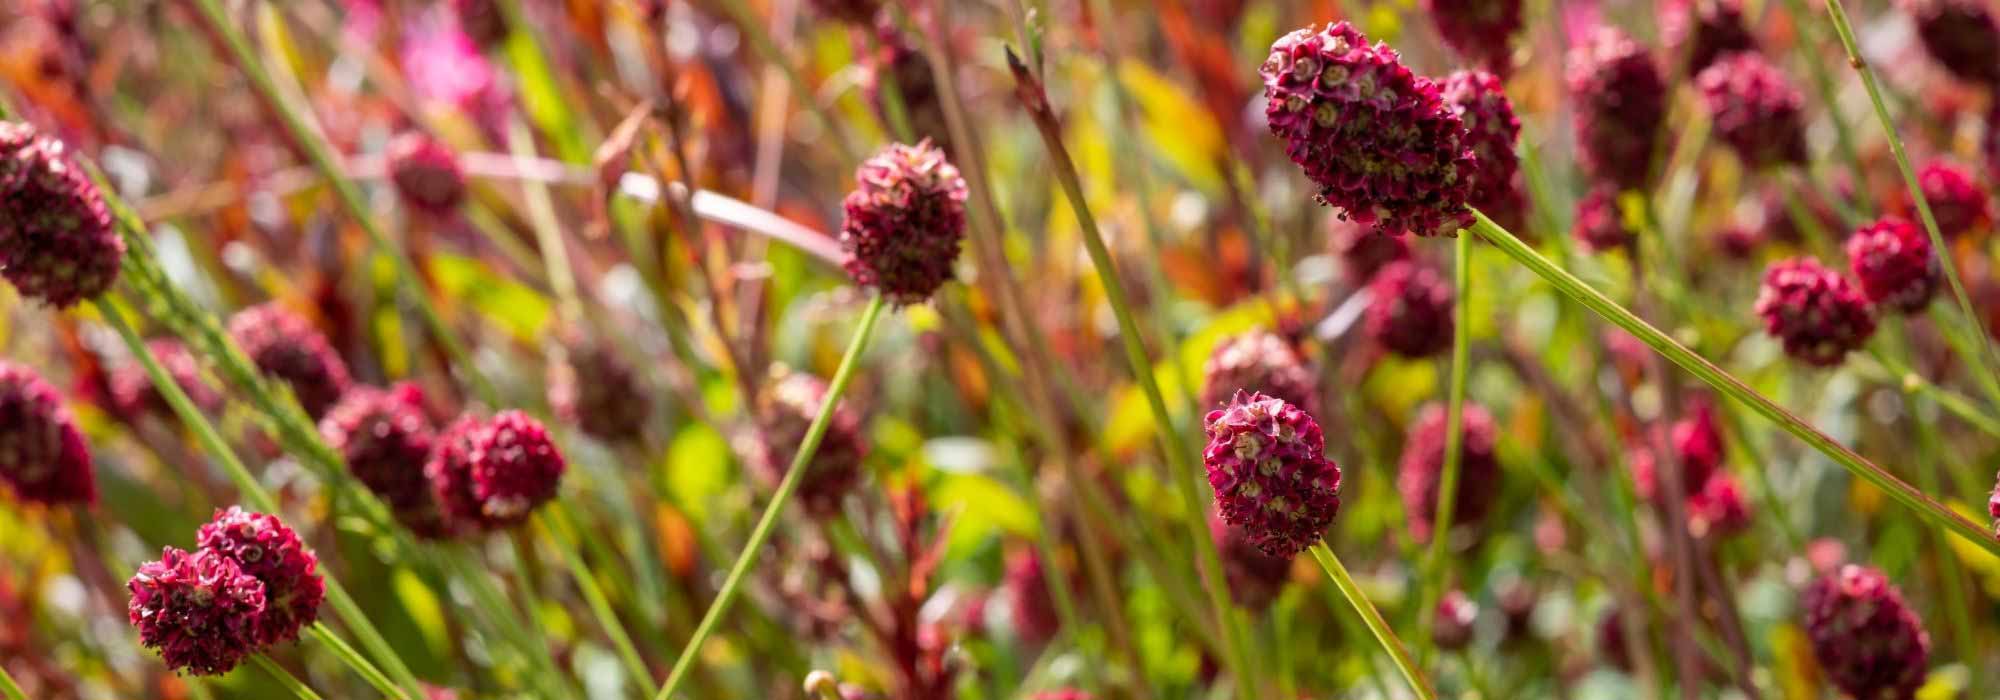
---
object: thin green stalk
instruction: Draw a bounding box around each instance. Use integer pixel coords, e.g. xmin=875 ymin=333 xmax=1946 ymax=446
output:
xmin=1866 ymin=349 xmax=2000 ymax=439
xmin=653 ymin=294 xmax=888 ymax=700
xmin=253 ymin=655 xmax=326 ymax=700
xmin=305 ymin=623 xmax=402 ymax=700
xmin=185 ymin=0 xmax=497 ymax=404
xmin=1308 ymin=544 xmax=1437 ymax=700
xmin=1467 ymin=210 xmax=2000 ymax=555
xmin=0 ymin=664 xmax=26 ymax=700
xmin=1778 ymin=0 xmax=1868 ymax=217
xmin=1417 ymin=231 xmax=1474 ymax=665
xmin=540 ymin=511 xmax=656 ymax=692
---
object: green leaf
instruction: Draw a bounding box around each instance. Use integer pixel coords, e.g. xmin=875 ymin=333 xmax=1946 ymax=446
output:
xmin=666 ymin=423 xmax=732 ymax=522
xmin=427 ymin=254 xmax=553 ymax=344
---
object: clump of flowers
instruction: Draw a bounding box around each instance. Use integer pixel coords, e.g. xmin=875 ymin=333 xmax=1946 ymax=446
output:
xmin=1202 ymin=391 xmax=1342 ymax=558
xmin=1260 ymin=22 xmax=1478 ymax=237
xmin=1900 ymin=0 xmax=2000 ymax=86
xmin=1423 ymin=0 xmax=1523 ymax=75
xmin=1911 ymin=161 xmax=1990 ymax=240
xmin=321 ymin=384 xmax=452 ymax=538
xmin=108 ymin=339 xmax=222 ymax=420
xmin=547 ymin=334 xmax=651 ymax=444
xmin=1566 ymin=28 xmax=1667 ymax=189
xmin=744 ymin=369 xmax=868 ymax=518
xmin=1754 ymin=258 xmax=1876 ymax=366
xmin=427 ymin=411 xmax=567 ymax=530
xmin=1846 ymin=217 xmax=1941 ymax=313
xmin=1398 ymin=402 xmax=1500 ymax=543
xmin=1441 ymin=70 xmax=1525 ymax=230
xmin=1329 ymin=219 xmax=1410 ymax=282
xmin=1572 ymin=184 xmax=1634 ymax=253
xmin=0 ymin=360 xmax=95 ymax=506
xmin=0 ymin=121 xmax=123 ymax=308
xmin=1209 ymin=513 xmax=1293 ymax=612
xmin=126 ymin=547 xmax=266 ymax=676
xmin=196 ymin=507 xmax=325 ymax=647
xmin=228 ymin=303 xmax=354 ymax=419
xmin=1697 ymin=53 xmax=1807 ymax=170
xmin=1664 ymin=0 xmax=1757 ymax=74
xmin=1802 ymin=565 xmax=1931 ymax=699
xmin=839 ymin=140 xmax=969 ymax=304
xmin=386 ymin=131 xmax=466 ymax=217
xmin=1201 ymin=329 xmax=1320 ymax=418
xmin=1365 ymin=260 xmax=1455 ymax=358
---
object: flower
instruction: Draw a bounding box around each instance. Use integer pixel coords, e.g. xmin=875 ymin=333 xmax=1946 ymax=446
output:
xmin=196 ymin=507 xmax=325 ymax=647
xmin=1209 ymin=513 xmax=1293 ymax=612
xmin=1802 ymin=565 xmax=1931 ymax=699
xmin=1754 ymin=258 xmax=1875 ymax=366
xmin=0 ymin=360 xmax=95 ymax=506
xmin=547 ymin=334 xmax=651 ymax=443
xmin=387 ymin=131 xmax=466 ymax=216
xmin=1566 ymin=28 xmax=1667 ymax=189
xmin=1901 ymin=0 xmax=2000 ymax=86
xmin=1671 ymin=398 xmax=1726 ymax=489
xmin=1686 ymin=473 xmax=1751 ymax=538
xmin=1572 ymin=184 xmax=1634 ymax=253
xmin=1910 ymin=161 xmax=1990 ymax=240
xmin=1365 ymin=260 xmax=1454 ymax=358
xmin=744 ymin=370 xmax=867 ymax=519
xmin=1441 ymin=70 xmax=1525 ymax=230
xmin=427 ymin=415 xmax=486 ymax=529
xmin=1202 ymin=392 xmax=1342 ymax=558
xmin=839 ymin=141 xmax=969 ymax=304
xmin=1846 ymin=217 xmax=1941 ymax=313
xmin=127 ymin=547 xmax=265 ymax=676
xmin=320 ymin=384 xmax=452 ymax=538
xmin=450 ymin=0 xmax=506 ymax=48
xmin=866 ymin=31 xmax=951 ymax=154
xmin=108 ymin=339 xmax=222 ymax=420
xmin=1329 ymin=219 xmax=1410 ymax=282
xmin=1433 ymin=590 xmax=1479 ymax=651
xmin=1663 ymin=0 xmax=1757 ymax=74
xmin=427 ymin=411 xmax=567 ymax=530
xmin=1004 ymin=548 xmax=1059 ymax=645
xmin=1697 ymin=52 xmax=1807 ymax=170
xmin=1397 ymin=402 xmax=1500 ymax=543
xmin=228 ymin=303 xmax=353 ymax=419
xmin=0 ymin=121 xmax=122 ymax=308
xmin=1201 ymin=329 xmax=1320 ymax=418
xmin=1423 ymin=0 xmax=1523 ymax=75
xmin=1260 ymin=22 xmax=1478 ymax=237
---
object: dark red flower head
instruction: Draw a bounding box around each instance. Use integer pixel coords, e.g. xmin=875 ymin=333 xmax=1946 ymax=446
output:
xmin=1900 ymin=0 xmax=2000 ymax=86
xmin=1423 ymin=0 xmax=1523 ymax=75
xmin=427 ymin=411 xmax=567 ymax=530
xmin=840 ymin=140 xmax=968 ymax=305
xmin=1201 ymin=329 xmax=1320 ymax=418
xmin=1911 ymin=161 xmax=1990 ymax=240
xmin=1329 ymin=219 xmax=1411 ymax=283
xmin=450 ymin=0 xmax=507 ymax=48
xmin=1686 ymin=473 xmax=1751 ymax=538
xmin=0 ymin=360 xmax=95 ymax=506
xmin=1697 ymin=52 xmax=1807 ymax=170
xmin=321 ymin=384 xmax=452 ymax=538
xmin=127 ymin=547 xmax=265 ymax=676
xmin=0 ymin=121 xmax=122 ymax=308
xmin=387 ymin=131 xmax=466 ymax=216
xmin=196 ymin=507 xmax=325 ymax=647
xmin=1754 ymin=257 xmax=1875 ymax=367
xmin=1433 ymin=590 xmax=1479 ymax=651
xmin=1671 ymin=398 xmax=1726 ymax=485
xmin=746 ymin=370 xmax=867 ymax=519
xmin=109 ymin=339 xmax=222 ymax=421
xmin=1572 ymin=184 xmax=1634 ymax=253
xmin=547 ymin=334 xmax=651 ymax=443
xmin=1209 ymin=512 xmax=1293 ymax=612
xmin=1003 ymin=548 xmax=1059 ymax=645
xmin=228 ymin=303 xmax=353 ymax=419
xmin=1441 ymin=71 xmax=1524 ymax=230
xmin=427 ymin=415 xmax=486 ymax=530
xmin=1845 ymin=217 xmax=1941 ymax=314
xmin=1802 ymin=565 xmax=1931 ymax=699
xmin=1202 ymin=391 xmax=1342 ymax=558
xmin=1398 ymin=402 xmax=1500 ymax=543
xmin=1663 ymin=0 xmax=1757 ymax=74
xmin=867 ymin=31 xmax=952 ymax=155
xmin=1261 ymin=22 xmax=1478 ymax=237
xmin=1566 ymin=28 xmax=1667 ymax=189
xmin=1365 ymin=260 xmax=1455 ymax=358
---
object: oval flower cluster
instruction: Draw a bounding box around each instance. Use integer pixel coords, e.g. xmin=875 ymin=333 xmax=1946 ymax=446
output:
xmin=321 ymin=383 xmax=452 ymax=538
xmin=1200 ymin=329 xmax=1320 ymax=418
xmin=1566 ymin=28 xmax=1667 ymax=189
xmin=428 ymin=409 xmax=568 ymax=530
xmin=0 ymin=121 xmax=123 ymax=308
xmin=1201 ymin=391 xmax=1343 ymax=558
xmin=1696 ymin=52 xmax=1807 ymax=170
xmin=0 ymin=360 xmax=96 ymax=505
xmin=744 ymin=369 xmax=868 ymax=519
xmin=1754 ymin=257 xmax=1877 ymax=367
xmin=1422 ymin=0 xmax=1523 ymax=75
xmin=839 ymin=140 xmax=969 ymax=305
xmin=1365 ymin=260 xmax=1455 ymax=358
xmin=1397 ymin=402 xmax=1501 ymax=544
xmin=1802 ymin=565 xmax=1931 ymax=699
xmin=1664 ymin=0 xmax=1757 ymax=74
xmin=1844 ymin=217 xmax=1941 ymax=314
xmin=128 ymin=508 xmax=325 ymax=675
xmin=228 ymin=304 xmax=354 ymax=420
xmin=1442 ymin=70 xmax=1526 ymax=231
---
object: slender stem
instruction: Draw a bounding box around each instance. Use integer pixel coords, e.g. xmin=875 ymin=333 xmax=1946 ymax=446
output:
xmin=653 ymin=294 xmax=888 ymax=700
xmin=305 ymin=623 xmax=402 ymax=700
xmin=540 ymin=511 xmax=657 ymax=692
xmin=0 ymin=664 xmax=26 ymax=700
xmin=1866 ymin=349 xmax=2000 ymax=439
xmin=1778 ymin=0 xmax=1868 ymax=217
xmin=1418 ymin=231 xmax=1473 ymax=664
xmin=1467 ymin=210 xmax=2000 ymax=555
xmin=253 ymin=655 xmax=326 ymax=700
xmin=1308 ymin=544 xmax=1437 ymax=700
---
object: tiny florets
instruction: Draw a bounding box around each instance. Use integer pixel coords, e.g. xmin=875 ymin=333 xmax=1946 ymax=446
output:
xmin=1397 ymin=402 xmax=1500 ymax=543
xmin=1663 ymin=0 xmax=1757 ymax=74
xmin=227 ymin=303 xmax=353 ymax=419
xmin=321 ymin=384 xmax=451 ymax=538
xmin=1202 ymin=392 xmax=1342 ymax=558
xmin=839 ymin=141 xmax=968 ymax=305
xmin=1572 ymin=184 xmax=1633 ymax=253
xmin=0 ymin=360 xmax=96 ymax=506
xmin=1210 ymin=513 xmax=1293 ymax=612
xmin=427 ymin=415 xmax=487 ymax=530
xmin=1423 ymin=0 xmax=1524 ymax=75
xmin=548 ymin=334 xmax=651 ymax=443
xmin=386 ymin=131 xmax=466 ymax=216
xmin=1441 ymin=70 xmax=1525 ymax=230
xmin=1754 ymin=257 xmax=1876 ymax=367
xmin=1697 ymin=52 xmax=1807 ymax=170
xmin=1260 ymin=22 xmax=1478 ymax=237
xmin=467 ymin=410 xmax=566 ymax=527
xmin=195 ymin=507 xmax=325 ymax=647
xmin=1900 ymin=0 xmax=2000 ymax=86
xmin=1802 ymin=565 xmax=1931 ymax=700
xmin=1566 ymin=28 xmax=1667 ymax=189
xmin=0 ymin=121 xmax=122 ymax=308
xmin=1845 ymin=217 xmax=1941 ymax=314
xmin=1365 ymin=261 xmax=1455 ymax=358
xmin=127 ymin=547 xmax=266 ymax=676
xmin=745 ymin=370 xmax=868 ymax=518
xmin=1911 ymin=161 xmax=1990 ymax=240
xmin=1201 ymin=330 xmax=1320 ymax=418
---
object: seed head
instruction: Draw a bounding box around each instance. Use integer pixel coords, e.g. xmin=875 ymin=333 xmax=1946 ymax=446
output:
xmin=1397 ymin=402 xmax=1500 ymax=543
xmin=1566 ymin=28 xmax=1667 ymax=189
xmin=0 ymin=121 xmax=122 ymax=308
xmin=1209 ymin=513 xmax=1293 ymax=612
xmin=1802 ymin=565 xmax=1931 ymax=700
xmin=0 ymin=360 xmax=95 ymax=506
xmin=387 ymin=131 xmax=466 ymax=216
xmin=1365 ymin=260 xmax=1454 ymax=358
xmin=1202 ymin=392 xmax=1342 ymax=558
xmin=127 ymin=547 xmax=265 ymax=676
xmin=1754 ymin=257 xmax=1875 ymax=367
xmin=1201 ymin=330 xmax=1320 ymax=418
xmin=228 ymin=303 xmax=353 ymax=419
xmin=1423 ymin=0 xmax=1523 ymax=75
xmin=745 ymin=370 xmax=867 ymax=519
xmin=1901 ymin=0 xmax=2000 ymax=86
xmin=1441 ymin=70 xmax=1525 ymax=230
xmin=1697 ymin=52 xmax=1807 ymax=170
xmin=1911 ymin=160 xmax=1990 ymax=240
xmin=1663 ymin=0 xmax=1757 ymax=74
xmin=548 ymin=334 xmax=651 ymax=443
xmin=1846 ymin=217 xmax=1941 ymax=314
xmin=840 ymin=141 xmax=968 ymax=304
xmin=196 ymin=507 xmax=325 ymax=647
xmin=1572 ymin=184 xmax=1634 ymax=253
xmin=321 ymin=384 xmax=453 ymax=538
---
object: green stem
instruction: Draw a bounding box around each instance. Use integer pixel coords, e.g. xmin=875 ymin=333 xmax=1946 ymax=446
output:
xmin=1418 ymin=231 xmax=1474 ymax=665
xmin=540 ymin=511 xmax=656 ymax=692
xmin=1866 ymin=349 xmax=2000 ymax=439
xmin=653 ymin=294 xmax=888 ymax=700
xmin=1308 ymin=544 xmax=1437 ymax=700
xmin=253 ymin=655 xmax=326 ymax=700
xmin=1467 ymin=210 xmax=2000 ymax=555
xmin=0 ymin=664 xmax=26 ymax=700
xmin=305 ymin=623 xmax=402 ymax=700
xmin=1778 ymin=0 xmax=1868 ymax=217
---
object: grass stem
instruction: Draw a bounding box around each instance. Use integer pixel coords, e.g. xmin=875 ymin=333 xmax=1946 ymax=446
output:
xmin=1308 ymin=544 xmax=1436 ymax=700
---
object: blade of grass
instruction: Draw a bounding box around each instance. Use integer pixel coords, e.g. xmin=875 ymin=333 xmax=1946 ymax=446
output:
xmin=539 ymin=509 xmax=656 ymax=692
xmin=253 ymin=655 xmax=326 ymax=700
xmin=1417 ymin=230 xmax=1474 ymax=666
xmin=1308 ymin=544 xmax=1437 ymax=700
xmin=0 ymin=664 xmax=26 ymax=700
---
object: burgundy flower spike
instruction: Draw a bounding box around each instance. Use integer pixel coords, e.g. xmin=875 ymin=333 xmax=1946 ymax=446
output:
xmin=1803 ymin=565 xmax=1931 ymax=700
xmin=1202 ymin=391 xmax=1342 ymax=558
xmin=127 ymin=547 xmax=266 ymax=676
xmin=840 ymin=140 xmax=969 ymax=305
xmin=1754 ymin=258 xmax=1875 ymax=366
xmin=0 ymin=360 xmax=96 ymax=506
xmin=0 ymin=121 xmax=122 ymax=308
xmin=196 ymin=507 xmax=326 ymax=647
xmin=1845 ymin=217 xmax=1941 ymax=314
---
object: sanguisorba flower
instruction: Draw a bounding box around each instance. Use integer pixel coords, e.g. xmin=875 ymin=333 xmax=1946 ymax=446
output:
xmin=1696 ymin=52 xmax=1807 ymax=170
xmin=839 ymin=140 xmax=969 ymax=305
xmin=867 ymin=31 xmax=951 ymax=154
xmin=1663 ymin=0 xmax=1757 ymax=74
xmin=0 ymin=360 xmax=95 ymax=506
xmin=1423 ymin=0 xmax=1523 ymax=75
xmin=1209 ymin=513 xmax=1293 ymax=612
xmin=1397 ymin=402 xmax=1500 ymax=543
xmin=228 ymin=303 xmax=353 ymax=419
xmin=127 ymin=547 xmax=265 ymax=676
xmin=1441 ymin=70 xmax=1525 ymax=231
xmin=1260 ymin=22 xmax=1478 ymax=237
xmin=427 ymin=411 xmax=567 ymax=530
xmin=386 ymin=131 xmax=466 ymax=217
xmin=1201 ymin=329 xmax=1320 ymax=418
xmin=0 ymin=121 xmax=122 ymax=308
xmin=1802 ymin=565 xmax=1931 ymax=699
xmin=321 ymin=384 xmax=452 ymax=538
xmin=1911 ymin=160 xmax=1990 ymax=240
xmin=745 ymin=369 xmax=867 ymax=519
xmin=1202 ymin=391 xmax=1342 ymax=558
xmin=1571 ymin=184 xmax=1634 ymax=253
xmin=547 ymin=333 xmax=651 ymax=444
xmin=1365 ymin=260 xmax=1455 ymax=358
xmin=1754 ymin=257 xmax=1876 ymax=367
xmin=1845 ymin=217 xmax=1941 ymax=314
xmin=1566 ymin=28 xmax=1667 ymax=190
xmin=1900 ymin=0 xmax=2000 ymax=86
xmin=196 ymin=507 xmax=325 ymax=647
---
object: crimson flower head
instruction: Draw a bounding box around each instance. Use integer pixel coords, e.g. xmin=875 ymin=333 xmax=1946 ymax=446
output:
xmin=1754 ymin=257 xmax=1875 ymax=367
xmin=1671 ymin=398 xmax=1726 ymax=489
xmin=1423 ymin=0 xmax=1523 ymax=75
xmin=1260 ymin=22 xmax=1478 ymax=237
xmin=1441 ymin=70 xmax=1525 ymax=230
xmin=1209 ymin=513 xmax=1293 ymax=612
xmin=1566 ymin=28 xmax=1667 ymax=189
xmin=1572 ymin=184 xmax=1634 ymax=253
xmin=1900 ymin=0 xmax=2000 ymax=86
xmin=1202 ymin=391 xmax=1342 ymax=558
xmin=427 ymin=411 xmax=567 ymax=530
xmin=0 ymin=360 xmax=95 ymax=506
xmin=228 ymin=303 xmax=353 ymax=419
xmin=1845 ymin=217 xmax=1940 ymax=314
xmin=1201 ymin=329 xmax=1319 ymax=418
xmin=1697 ymin=52 xmax=1807 ymax=170
xmin=1365 ymin=260 xmax=1454 ymax=358
xmin=321 ymin=384 xmax=451 ymax=538
xmin=745 ymin=369 xmax=867 ymax=518
xmin=109 ymin=339 xmax=222 ymax=421
xmin=1398 ymin=402 xmax=1501 ymax=543
xmin=1911 ymin=161 xmax=1990 ymax=240
xmin=127 ymin=547 xmax=266 ymax=676
xmin=1663 ymin=0 xmax=1757 ymax=74
xmin=196 ymin=507 xmax=325 ymax=647
xmin=547 ymin=334 xmax=651 ymax=443
xmin=1803 ymin=565 xmax=1931 ymax=699
xmin=387 ymin=131 xmax=466 ymax=216
xmin=1004 ymin=548 xmax=1060 ymax=645
xmin=840 ymin=140 xmax=968 ymax=305
xmin=1329 ymin=219 xmax=1410 ymax=282
xmin=867 ymin=31 xmax=951 ymax=155
xmin=0 ymin=121 xmax=122 ymax=308
xmin=1686 ymin=473 xmax=1751 ymax=538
